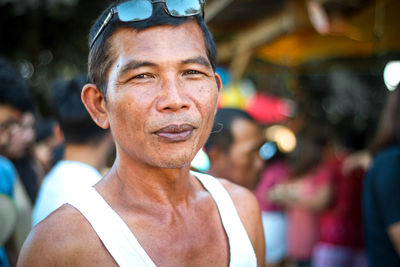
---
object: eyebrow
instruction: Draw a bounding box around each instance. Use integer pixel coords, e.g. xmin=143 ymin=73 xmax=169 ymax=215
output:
xmin=181 ymin=56 xmax=211 ymax=68
xmin=118 ymin=60 xmax=157 ymax=77
xmin=118 ymin=56 xmax=212 ymax=78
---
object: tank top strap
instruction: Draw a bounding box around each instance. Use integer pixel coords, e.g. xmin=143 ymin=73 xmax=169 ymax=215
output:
xmin=68 ymin=187 xmax=156 ymax=267
xmin=190 ymin=171 xmax=257 ymax=267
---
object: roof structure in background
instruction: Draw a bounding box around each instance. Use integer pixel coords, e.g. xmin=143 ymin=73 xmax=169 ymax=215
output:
xmin=206 ymin=0 xmax=400 ymax=80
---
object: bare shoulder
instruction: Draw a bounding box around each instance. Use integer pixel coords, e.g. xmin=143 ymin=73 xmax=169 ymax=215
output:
xmin=217 ymin=178 xmax=265 ymax=265
xmin=17 ymin=204 xmax=109 ymax=267
xmin=217 ymin=178 xmax=260 ymax=219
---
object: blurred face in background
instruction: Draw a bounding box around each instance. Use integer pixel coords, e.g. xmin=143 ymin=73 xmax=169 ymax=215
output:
xmin=0 ymin=106 xmax=35 ymax=159
xmin=225 ymin=118 xmax=264 ymax=189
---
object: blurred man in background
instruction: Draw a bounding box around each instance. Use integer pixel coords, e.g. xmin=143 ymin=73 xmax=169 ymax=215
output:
xmin=205 ymin=108 xmax=265 ymax=190
xmin=0 ymin=58 xmax=35 ymax=266
xmin=33 ymin=74 xmax=114 ymax=226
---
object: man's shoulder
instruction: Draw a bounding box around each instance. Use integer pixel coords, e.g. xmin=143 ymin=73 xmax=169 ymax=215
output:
xmin=26 ymin=204 xmax=90 ymax=248
xmin=217 ymin=178 xmax=259 ymax=207
xmin=212 ymin=177 xmax=261 ymax=227
xmin=18 ymin=204 xmax=105 ymax=266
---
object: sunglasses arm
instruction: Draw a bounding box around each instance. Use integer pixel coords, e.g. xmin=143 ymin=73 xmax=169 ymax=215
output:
xmin=90 ymin=9 xmax=115 ymax=49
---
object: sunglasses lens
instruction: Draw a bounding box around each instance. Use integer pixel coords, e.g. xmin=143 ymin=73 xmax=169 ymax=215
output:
xmin=117 ymin=0 xmax=153 ymax=22
xmin=166 ymin=0 xmax=201 ymax=16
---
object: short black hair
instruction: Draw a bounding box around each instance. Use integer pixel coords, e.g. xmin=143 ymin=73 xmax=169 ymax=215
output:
xmin=88 ymin=2 xmax=217 ymax=95
xmin=50 ymin=74 xmax=107 ymax=145
xmin=0 ymin=58 xmax=35 ymax=112
xmin=205 ymin=108 xmax=255 ymax=153
xmin=35 ymin=118 xmax=57 ymax=143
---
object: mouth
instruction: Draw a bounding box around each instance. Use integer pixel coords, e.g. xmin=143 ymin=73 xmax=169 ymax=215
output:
xmin=154 ymin=124 xmax=195 ymax=142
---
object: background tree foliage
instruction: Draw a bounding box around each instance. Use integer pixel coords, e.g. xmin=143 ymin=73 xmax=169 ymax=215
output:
xmin=0 ymin=0 xmax=109 ymax=115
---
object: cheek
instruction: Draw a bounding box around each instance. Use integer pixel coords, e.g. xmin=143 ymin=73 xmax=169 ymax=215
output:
xmin=193 ymin=84 xmax=219 ymax=119
xmin=108 ymin=98 xmax=142 ymax=141
xmin=230 ymin=146 xmax=253 ymax=169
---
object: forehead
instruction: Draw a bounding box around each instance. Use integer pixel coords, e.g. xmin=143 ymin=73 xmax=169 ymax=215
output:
xmin=231 ymin=119 xmax=262 ymax=143
xmin=109 ymin=21 xmax=208 ymax=66
xmin=0 ymin=105 xmax=21 ymax=124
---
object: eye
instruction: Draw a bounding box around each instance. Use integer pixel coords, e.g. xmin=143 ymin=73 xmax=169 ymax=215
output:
xmin=122 ymin=73 xmax=155 ymax=84
xmin=134 ymin=73 xmax=154 ymax=79
xmin=184 ymin=70 xmax=203 ymax=75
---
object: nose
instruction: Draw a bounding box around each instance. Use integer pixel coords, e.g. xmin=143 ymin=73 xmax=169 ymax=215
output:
xmin=156 ymin=77 xmax=190 ymax=112
xmin=22 ymin=126 xmax=35 ymax=144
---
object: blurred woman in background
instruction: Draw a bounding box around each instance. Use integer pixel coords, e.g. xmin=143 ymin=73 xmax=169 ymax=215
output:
xmin=363 ymin=84 xmax=400 ymax=267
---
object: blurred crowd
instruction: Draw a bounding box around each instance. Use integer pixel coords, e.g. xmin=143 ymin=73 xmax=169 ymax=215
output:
xmin=1 ymin=55 xmax=399 ymax=267
xmin=201 ymin=86 xmax=400 ymax=267
xmin=0 ymin=58 xmax=115 ymax=266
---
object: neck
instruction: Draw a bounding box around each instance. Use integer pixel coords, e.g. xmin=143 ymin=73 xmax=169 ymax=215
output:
xmin=64 ymin=141 xmax=110 ymax=172
xmin=97 ymin=154 xmax=197 ymax=210
xmin=207 ymin=164 xmax=227 ymax=180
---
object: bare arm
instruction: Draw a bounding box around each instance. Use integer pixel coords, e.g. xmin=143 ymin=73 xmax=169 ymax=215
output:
xmin=292 ymin=183 xmax=332 ymax=211
xmin=388 ymin=222 xmax=400 ymax=256
xmin=220 ymin=179 xmax=265 ymax=266
xmin=269 ymin=182 xmax=332 ymax=212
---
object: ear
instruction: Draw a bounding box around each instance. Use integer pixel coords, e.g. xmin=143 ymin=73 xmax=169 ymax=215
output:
xmin=214 ymin=72 xmax=223 ymax=114
xmin=53 ymin=123 xmax=64 ymax=143
xmin=207 ymin=146 xmax=227 ymax=166
xmin=81 ymin=84 xmax=109 ymax=129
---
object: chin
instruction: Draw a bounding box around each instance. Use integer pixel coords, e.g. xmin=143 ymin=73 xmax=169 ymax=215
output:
xmin=152 ymin=152 xmax=194 ymax=169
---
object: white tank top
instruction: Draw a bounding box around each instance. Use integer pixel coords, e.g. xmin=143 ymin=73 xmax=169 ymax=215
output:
xmin=68 ymin=171 xmax=257 ymax=267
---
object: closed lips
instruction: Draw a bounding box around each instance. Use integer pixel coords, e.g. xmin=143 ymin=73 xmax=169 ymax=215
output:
xmin=154 ymin=124 xmax=195 ymax=141
xmin=155 ymin=124 xmax=195 ymax=134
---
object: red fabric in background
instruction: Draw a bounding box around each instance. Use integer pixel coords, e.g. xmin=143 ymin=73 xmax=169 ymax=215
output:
xmin=318 ymin=156 xmax=365 ymax=248
xmin=245 ymin=93 xmax=291 ymax=124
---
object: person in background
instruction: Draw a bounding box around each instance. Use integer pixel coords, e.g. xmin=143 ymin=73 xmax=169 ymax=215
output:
xmin=0 ymin=58 xmax=35 ymax=267
xmin=32 ymin=74 xmax=114 ymax=226
xmin=10 ymin=111 xmax=41 ymax=204
xmin=362 ymin=83 xmax=400 ymax=267
xmin=34 ymin=118 xmax=64 ymax=178
xmin=311 ymin=132 xmax=367 ymax=267
xmin=254 ymin=146 xmax=289 ymax=267
xmin=204 ymin=108 xmax=265 ymax=190
xmin=269 ymin=127 xmax=333 ymax=267
xmin=0 ymin=156 xmax=18 ymax=267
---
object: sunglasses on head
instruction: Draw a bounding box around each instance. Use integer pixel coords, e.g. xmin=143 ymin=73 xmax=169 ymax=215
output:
xmin=90 ymin=0 xmax=205 ymax=49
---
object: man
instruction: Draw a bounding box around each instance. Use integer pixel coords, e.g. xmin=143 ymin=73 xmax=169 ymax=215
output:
xmin=205 ymin=108 xmax=265 ymax=190
xmin=0 ymin=61 xmax=39 ymax=203
xmin=18 ymin=1 xmax=264 ymax=266
xmin=32 ymin=74 xmax=114 ymax=226
xmin=0 ymin=58 xmax=35 ymax=267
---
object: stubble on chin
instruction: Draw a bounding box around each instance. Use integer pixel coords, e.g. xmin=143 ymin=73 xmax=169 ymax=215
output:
xmin=152 ymin=148 xmax=196 ymax=169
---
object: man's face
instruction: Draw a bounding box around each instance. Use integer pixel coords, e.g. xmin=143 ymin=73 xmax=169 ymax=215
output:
xmin=98 ymin=21 xmax=221 ymax=169
xmin=0 ymin=106 xmax=35 ymax=159
xmin=225 ymin=119 xmax=264 ymax=190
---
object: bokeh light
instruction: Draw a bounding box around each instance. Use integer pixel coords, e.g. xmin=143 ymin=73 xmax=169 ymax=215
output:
xmin=383 ymin=61 xmax=400 ymax=91
xmin=191 ymin=148 xmax=210 ymax=172
xmin=259 ymin=142 xmax=278 ymax=160
xmin=265 ymin=125 xmax=297 ymax=153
